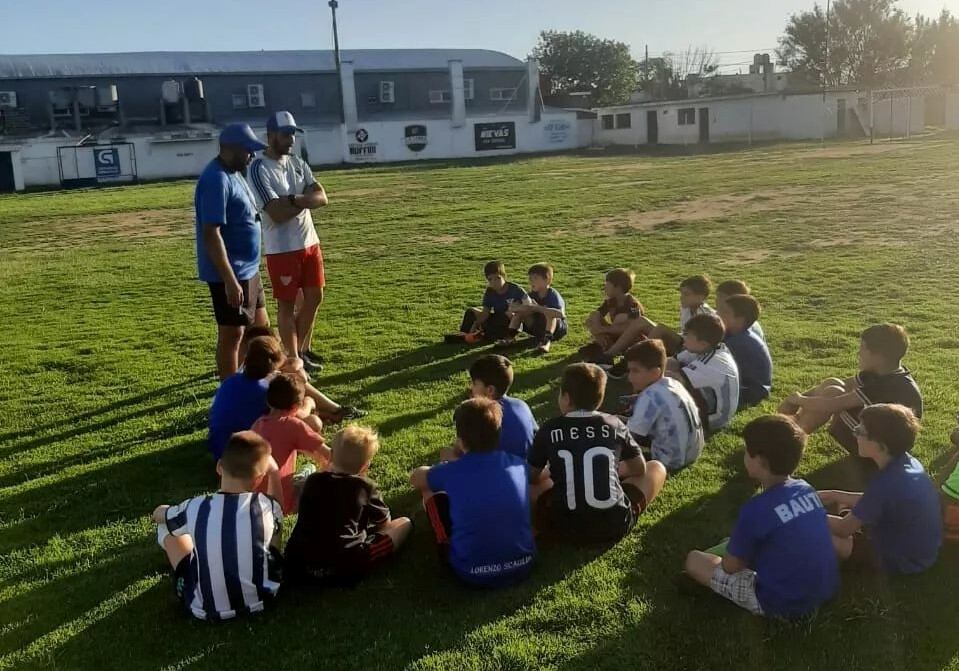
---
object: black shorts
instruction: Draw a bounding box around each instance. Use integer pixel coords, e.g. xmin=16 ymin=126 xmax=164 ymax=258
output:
xmin=525 ymin=313 xmax=568 ymax=341
xmin=534 ymin=483 xmax=647 ymax=544
xmin=172 ymin=552 xmax=198 ymax=609
xmin=459 ymin=309 xmax=511 ymax=342
xmin=208 ymin=274 xmax=266 ymax=327
xmin=287 ymin=535 xmax=396 ymax=587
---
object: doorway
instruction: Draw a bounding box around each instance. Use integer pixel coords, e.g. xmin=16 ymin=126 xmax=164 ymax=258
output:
xmin=837 ymin=98 xmax=847 ymax=135
xmin=646 ymin=110 xmax=658 ymax=145
xmin=698 ymin=108 xmax=710 ymax=143
xmin=0 ymin=152 xmax=14 ymax=192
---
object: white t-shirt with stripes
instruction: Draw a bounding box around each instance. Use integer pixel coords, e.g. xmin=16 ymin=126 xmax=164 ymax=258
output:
xmin=164 ymin=491 xmax=283 ymax=621
xmin=247 ymin=154 xmax=319 ymax=255
xmin=627 ymin=377 xmax=705 ymax=470
xmin=679 ymin=344 xmax=741 ymax=431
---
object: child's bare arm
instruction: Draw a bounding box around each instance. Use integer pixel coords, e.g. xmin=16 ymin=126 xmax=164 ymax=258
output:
xmin=818 ymin=489 xmax=863 ymax=510
xmin=787 ymin=390 xmax=862 ymax=415
xmin=264 ymin=457 xmax=283 ymax=501
xmin=720 ymin=553 xmax=749 ymax=574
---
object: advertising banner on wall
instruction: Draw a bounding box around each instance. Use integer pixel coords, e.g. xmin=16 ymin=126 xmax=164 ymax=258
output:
xmin=474 ymin=122 xmax=516 ymax=151
xmin=404 ymin=125 xmax=428 ymax=152
xmin=543 ymin=119 xmax=571 ymax=144
xmin=348 ymin=128 xmax=378 ymax=162
xmin=93 ymin=147 xmax=121 ymax=178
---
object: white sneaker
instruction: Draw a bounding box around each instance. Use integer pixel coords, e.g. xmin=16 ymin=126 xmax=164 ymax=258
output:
xmin=293 ymin=463 xmax=317 ymax=488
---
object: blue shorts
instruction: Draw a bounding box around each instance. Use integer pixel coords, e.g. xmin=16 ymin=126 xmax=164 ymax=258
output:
xmin=526 ymin=313 xmax=567 ymax=341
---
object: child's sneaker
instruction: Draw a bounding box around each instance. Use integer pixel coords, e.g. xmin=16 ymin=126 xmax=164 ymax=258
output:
xmin=494 ymin=338 xmax=516 ymax=349
xmin=300 ymin=349 xmax=325 ymax=366
xmin=605 ymin=360 xmax=628 ymax=380
xmin=327 ymin=405 xmax=368 ymax=424
xmin=536 ymin=339 xmax=552 ymax=354
xmin=577 ymin=342 xmax=604 ymax=360
xmin=444 ymin=332 xmax=468 ymax=344
xmin=592 ymin=353 xmax=616 ymax=366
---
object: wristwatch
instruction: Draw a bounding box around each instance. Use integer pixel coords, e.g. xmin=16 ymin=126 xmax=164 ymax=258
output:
xmin=287 ymin=194 xmax=297 ymax=206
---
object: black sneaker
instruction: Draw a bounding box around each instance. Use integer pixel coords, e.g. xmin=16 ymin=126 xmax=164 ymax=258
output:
xmin=301 ymin=349 xmax=325 ymax=366
xmin=300 ymin=357 xmax=323 ymax=374
xmin=591 ymin=353 xmax=616 ymax=366
xmin=331 ymin=406 xmax=368 ymax=423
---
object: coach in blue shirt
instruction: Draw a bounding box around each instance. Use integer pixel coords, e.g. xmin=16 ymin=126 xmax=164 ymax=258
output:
xmin=195 ymin=124 xmax=269 ymax=379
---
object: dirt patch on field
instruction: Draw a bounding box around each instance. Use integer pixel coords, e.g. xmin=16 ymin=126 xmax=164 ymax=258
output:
xmin=4 ymin=208 xmax=191 ymax=253
xmin=585 ymin=190 xmax=796 ymax=236
xmin=422 ymin=234 xmax=464 ymax=245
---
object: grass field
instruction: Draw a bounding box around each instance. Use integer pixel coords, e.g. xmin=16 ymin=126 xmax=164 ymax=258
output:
xmin=2 ymin=135 xmax=959 ymax=671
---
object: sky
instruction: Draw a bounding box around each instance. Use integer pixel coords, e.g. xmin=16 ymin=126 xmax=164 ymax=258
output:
xmin=1 ymin=0 xmax=956 ymax=72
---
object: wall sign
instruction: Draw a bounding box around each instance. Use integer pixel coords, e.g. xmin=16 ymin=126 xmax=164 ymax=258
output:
xmin=404 ymin=124 xmax=428 ymax=152
xmin=94 ymin=147 xmax=121 ymax=178
xmin=474 ymin=122 xmax=515 ymax=151
xmin=348 ymin=128 xmax=378 ymax=161
xmin=543 ymin=119 xmax=571 ymax=144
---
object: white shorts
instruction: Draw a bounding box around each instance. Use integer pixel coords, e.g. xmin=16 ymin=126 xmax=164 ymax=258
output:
xmin=710 ymin=566 xmax=764 ymax=615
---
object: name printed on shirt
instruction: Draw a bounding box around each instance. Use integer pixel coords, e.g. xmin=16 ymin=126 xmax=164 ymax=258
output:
xmin=549 ymin=423 xmax=618 ymax=444
xmin=773 ymin=492 xmax=825 ymax=524
xmin=469 ymin=553 xmax=535 ymax=576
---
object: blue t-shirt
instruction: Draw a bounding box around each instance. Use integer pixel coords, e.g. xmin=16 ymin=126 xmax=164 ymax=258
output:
xmin=498 ymin=395 xmax=538 ymax=459
xmin=195 ymin=158 xmax=262 ymax=283
xmin=724 ymin=329 xmax=772 ymax=406
xmin=426 ymin=451 xmax=536 ymax=587
xmin=482 ymin=282 xmax=529 ymax=314
xmin=207 ymin=373 xmax=270 ymax=460
xmin=853 ymin=453 xmax=942 ymax=574
xmin=529 ymin=287 xmax=566 ymax=314
xmin=728 ymin=478 xmax=839 ymax=618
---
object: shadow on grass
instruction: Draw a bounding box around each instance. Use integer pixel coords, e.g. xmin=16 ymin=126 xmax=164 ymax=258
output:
xmin=319 ymin=342 xmax=468 ymax=387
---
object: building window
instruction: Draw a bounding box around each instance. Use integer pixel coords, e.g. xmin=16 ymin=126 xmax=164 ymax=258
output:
xmin=232 ymin=93 xmax=248 ymax=109
xmin=300 ymin=92 xmax=316 ymax=108
xmin=490 ymin=87 xmax=517 ymax=101
xmin=429 ymin=89 xmax=451 ymax=103
xmin=379 ymin=81 xmax=395 ymax=103
xmin=615 ymin=113 xmax=631 ymax=129
xmin=464 ymin=78 xmax=475 ymax=101
xmin=601 ymin=114 xmax=614 ymax=130
xmin=247 ymin=84 xmax=265 ymax=108
xmin=678 ymin=108 xmax=696 ymax=125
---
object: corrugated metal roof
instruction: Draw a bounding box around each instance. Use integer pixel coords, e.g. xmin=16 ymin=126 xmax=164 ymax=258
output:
xmin=0 ymin=49 xmax=525 ymax=79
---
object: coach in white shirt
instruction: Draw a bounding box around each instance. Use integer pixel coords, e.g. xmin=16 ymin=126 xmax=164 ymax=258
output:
xmin=248 ymin=111 xmax=329 ymax=372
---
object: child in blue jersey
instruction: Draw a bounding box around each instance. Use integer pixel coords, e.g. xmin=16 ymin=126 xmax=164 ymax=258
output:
xmin=411 ymin=398 xmax=536 ymax=587
xmin=499 ymin=263 xmax=568 ymax=353
xmin=459 ymin=354 xmax=537 ymax=460
xmin=208 ymin=336 xmax=285 ymax=460
xmin=624 ymin=340 xmax=704 ymax=471
xmin=717 ymin=294 xmax=772 ymax=407
xmin=819 ymin=403 xmax=941 ymax=574
xmin=685 ymin=415 xmax=839 ymax=618
xmin=448 ymin=261 xmax=530 ymax=344
xmin=716 ymin=280 xmax=766 ymax=342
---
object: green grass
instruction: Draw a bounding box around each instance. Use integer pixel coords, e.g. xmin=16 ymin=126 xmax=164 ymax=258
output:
xmin=2 ymin=135 xmax=959 ymax=670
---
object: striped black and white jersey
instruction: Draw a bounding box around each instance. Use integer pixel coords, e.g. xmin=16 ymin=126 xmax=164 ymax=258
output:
xmin=164 ymin=492 xmax=283 ymax=621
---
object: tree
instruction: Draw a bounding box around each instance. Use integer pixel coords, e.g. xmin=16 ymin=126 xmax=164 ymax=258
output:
xmin=910 ymin=10 xmax=959 ymax=85
xmin=533 ymin=31 xmax=638 ymax=106
xmin=778 ymin=0 xmax=912 ymax=88
xmin=636 ymin=47 xmax=718 ymax=100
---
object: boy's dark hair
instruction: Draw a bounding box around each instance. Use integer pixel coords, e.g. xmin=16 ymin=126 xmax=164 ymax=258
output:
xmin=680 ymin=275 xmax=712 ymax=298
xmin=861 ymin=323 xmax=909 ymax=363
xmin=685 ymin=314 xmax=726 ymax=346
xmin=743 ymin=415 xmax=807 ymax=476
xmin=241 ymin=325 xmax=276 ymax=345
xmin=624 ymin=339 xmax=667 ymax=371
xmin=266 ymin=372 xmax=305 ymax=410
xmin=220 ymin=430 xmax=272 ymax=480
xmin=561 ymin=363 xmax=607 ymax=411
xmin=725 ymin=294 xmax=761 ymax=328
xmin=528 ymin=263 xmax=554 ymax=283
xmin=717 ymin=279 xmax=751 ymax=297
xmin=605 ymin=268 xmax=635 ymax=294
xmin=454 ymin=397 xmax=503 ymax=453
xmin=469 ymin=354 xmax=514 ymax=397
xmin=244 ymin=336 xmax=285 ymax=380
xmin=484 ymin=261 xmax=506 ymax=279
xmin=860 ymin=403 xmax=920 ymax=457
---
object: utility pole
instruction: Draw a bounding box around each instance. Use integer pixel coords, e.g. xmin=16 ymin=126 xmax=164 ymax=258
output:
xmin=824 ymin=0 xmax=830 ymax=90
xmin=644 ymin=44 xmax=649 ymax=89
xmin=330 ymin=0 xmax=344 ymax=123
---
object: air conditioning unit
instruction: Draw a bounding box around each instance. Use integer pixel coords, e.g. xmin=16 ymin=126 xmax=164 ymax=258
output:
xmin=379 ymin=81 xmax=395 ymax=103
xmin=429 ymin=89 xmax=451 ymax=103
xmin=247 ymin=84 xmax=265 ymax=108
xmin=0 ymin=91 xmax=17 ymax=108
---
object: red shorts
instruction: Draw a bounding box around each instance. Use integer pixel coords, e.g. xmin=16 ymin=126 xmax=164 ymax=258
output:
xmin=266 ymin=244 xmax=325 ymax=302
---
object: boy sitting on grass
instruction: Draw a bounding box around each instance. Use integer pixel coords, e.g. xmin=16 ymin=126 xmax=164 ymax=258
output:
xmin=716 ymin=280 xmax=765 ymax=342
xmin=499 ymin=263 xmax=567 ymax=353
xmin=285 ymin=426 xmax=411 ymax=586
xmin=252 ymin=373 xmax=331 ymax=514
xmin=717 ymin=294 xmax=772 ymax=407
xmin=684 ymin=415 xmax=839 ymax=618
xmin=668 ymin=314 xmax=740 ymax=433
xmin=935 ymin=413 xmax=959 ymax=543
xmin=528 ymin=363 xmax=667 ymax=544
xmin=818 ymin=403 xmax=941 ymax=574
xmin=602 ymin=275 xmax=716 ymax=378
xmin=152 ymin=431 xmax=283 ymax=621
xmin=411 ymin=398 xmax=536 ymax=587
xmin=447 ymin=261 xmax=531 ymax=344
xmin=624 ymin=340 xmax=704 ymax=471
xmin=467 ymin=355 xmax=537 ymax=460
xmin=778 ymin=324 xmax=922 ymax=456
xmin=581 ymin=268 xmax=644 ymax=363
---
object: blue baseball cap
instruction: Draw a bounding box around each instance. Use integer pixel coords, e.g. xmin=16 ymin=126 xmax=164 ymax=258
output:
xmin=266 ymin=111 xmax=304 ymax=134
xmin=219 ymin=123 xmax=267 ymax=152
